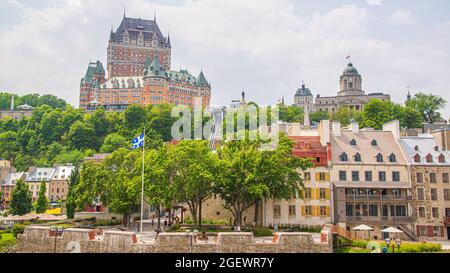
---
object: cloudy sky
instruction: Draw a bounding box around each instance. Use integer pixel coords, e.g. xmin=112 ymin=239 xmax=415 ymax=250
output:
xmin=1 ymin=0 xmax=449 ymax=117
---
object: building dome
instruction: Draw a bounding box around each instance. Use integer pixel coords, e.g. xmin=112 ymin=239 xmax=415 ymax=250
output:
xmin=343 ymin=63 xmax=359 ymax=75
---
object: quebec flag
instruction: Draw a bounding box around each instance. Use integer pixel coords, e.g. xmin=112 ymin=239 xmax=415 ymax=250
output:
xmin=132 ymin=132 xmax=145 ymax=149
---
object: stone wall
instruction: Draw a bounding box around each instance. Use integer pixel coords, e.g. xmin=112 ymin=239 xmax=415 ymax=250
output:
xmin=16 ymin=226 xmax=332 ymax=253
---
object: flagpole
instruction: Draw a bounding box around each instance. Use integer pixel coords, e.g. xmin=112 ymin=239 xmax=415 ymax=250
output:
xmin=140 ymin=128 xmax=145 ymax=241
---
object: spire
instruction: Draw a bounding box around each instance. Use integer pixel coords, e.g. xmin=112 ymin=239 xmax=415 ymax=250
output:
xmin=109 ymin=25 xmax=114 ymax=41
xmin=154 ymin=10 xmax=157 ymax=22
xmin=167 ymin=32 xmax=171 ymax=47
xmin=281 ymin=96 xmax=285 ymax=106
xmin=124 ymin=6 xmax=126 ymax=18
xmin=304 ymin=104 xmax=311 ymax=128
xmin=197 ymin=70 xmax=209 ymax=86
xmin=10 ymin=95 xmax=14 ymax=111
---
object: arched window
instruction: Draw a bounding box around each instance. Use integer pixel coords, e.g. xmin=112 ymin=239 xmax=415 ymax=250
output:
xmin=389 ymin=154 xmax=397 ymax=163
xmin=376 ymin=153 xmax=384 ymax=163
xmin=340 ymin=153 xmax=348 ymax=162
xmin=426 ymin=154 xmax=433 ymax=163
xmin=439 ymin=154 xmax=446 ymax=163
xmin=350 ymin=139 xmax=357 ymax=146
xmin=434 ymin=146 xmax=439 ymax=152
xmin=371 ymin=140 xmax=378 ymax=146
xmin=414 ymin=154 xmax=421 ymax=163
xmin=354 ymin=153 xmax=362 ymax=162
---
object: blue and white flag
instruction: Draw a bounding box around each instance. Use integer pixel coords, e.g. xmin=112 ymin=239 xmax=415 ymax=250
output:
xmin=132 ymin=132 xmax=145 ymax=149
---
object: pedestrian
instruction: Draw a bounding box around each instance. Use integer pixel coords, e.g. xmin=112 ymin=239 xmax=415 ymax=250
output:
xmin=151 ymin=218 xmax=154 ymax=227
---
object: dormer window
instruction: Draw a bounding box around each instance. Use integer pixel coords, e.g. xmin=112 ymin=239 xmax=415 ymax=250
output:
xmin=414 ymin=154 xmax=421 ymax=163
xmin=350 ymin=139 xmax=357 ymax=146
xmin=389 ymin=154 xmax=397 ymax=163
xmin=434 ymin=146 xmax=439 ymax=152
xmin=340 ymin=153 xmax=348 ymax=162
xmin=414 ymin=145 xmax=419 ymax=152
xmin=439 ymin=154 xmax=445 ymax=163
xmin=371 ymin=140 xmax=378 ymax=146
xmin=376 ymin=153 xmax=384 ymax=163
xmin=426 ymin=154 xmax=433 ymax=163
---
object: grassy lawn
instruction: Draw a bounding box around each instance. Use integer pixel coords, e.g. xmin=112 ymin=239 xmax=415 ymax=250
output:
xmin=335 ymin=246 xmax=372 ymax=253
xmin=0 ymin=232 xmax=17 ymax=253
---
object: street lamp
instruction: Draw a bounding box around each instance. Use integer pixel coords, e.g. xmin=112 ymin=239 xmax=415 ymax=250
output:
xmin=395 ymin=238 xmax=402 ymax=249
xmin=185 ymin=229 xmax=198 ymax=253
xmin=49 ymin=226 xmax=64 ymax=253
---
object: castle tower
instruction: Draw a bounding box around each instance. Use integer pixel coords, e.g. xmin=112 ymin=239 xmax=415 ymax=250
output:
xmin=338 ymin=62 xmax=364 ymax=96
xmin=294 ymin=81 xmax=314 ymax=111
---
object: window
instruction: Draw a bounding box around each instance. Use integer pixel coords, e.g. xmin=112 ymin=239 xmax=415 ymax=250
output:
xmin=304 ymin=172 xmax=311 ymax=181
xmin=305 ymin=188 xmax=312 ymax=199
xmin=439 ymin=154 xmax=446 ymax=163
xmin=435 ymin=146 xmax=440 ymax=152
xmin=417 ymin=173 xmax=424 ymax=183
xmin=320 ymin=206 xmax=327 ymax=216
xmin=389 ymin=154 xmax=397 ymax=163
xmin=414 ymin=145 xmax=419 ymax=151
xmin=379 ymin=171 xmax=386 ymax=182
xmin=352 ymin=171 xmax=360 ymax=182
xmin=305 ymin=206 xmax=312 ymax=216
xmin=371 ymin=140 xmax=378 ymax=146
xmin=346 ymin=203 xmax=353 ymax=217
xmin=426 ymin=154 xmax=433 ymax=163
xmin=273 ymin=205 xmax=281 ymax=217
xmin=392 ymin=172 xmax=400 ymax=182
xmin=443 ymin=189 xmax=450 ymax=201
xmin=430 ymin=173 xmax=437 ymax=183
xmin=319 ymin=173 xmax=326 ymax=181
xmin=350 ymin=139 xmax=357 ymax=146
xmin=376 ymin=153 xmax=384 ymax=163
xmin=431 ymin=189 xmax=438 ymax=201
xmin=339 ymin=171 xmax=347 ymax=181
xmin=365 ymin=171 xmax=373 ymax=182
xmin=354 ymin=153 xmax=362 ymax=162
xmin=414 ymin=154 xmax=421 ymax=163
xmin=340 ymin=153 xmax=348 ymax=162
xmin=417 ymin=188 xmax=425 ymax=201
xmin=432 ymin=207 xmax=439 ymax=218
xmin=418 ymin=207 xmax=426 ymax=218
xmin=443 ymin=173 xmax=449 ymax=183
xmin=369 ymin=205 xmax=378 ymax=216
xmin=319 ymin=188 xmax=327 ymax=199
xmin=287 ymin=205 xmax=296 ymax=216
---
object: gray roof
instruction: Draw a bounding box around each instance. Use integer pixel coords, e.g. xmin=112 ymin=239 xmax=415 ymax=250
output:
xmin=1 ymin=172 xmax=25 ymax=186
xmin=26 ymin=168 xmax=56 ymax=182
xmin=295 ymin=84 xmax=313 ymax=97
xmin=111 ymin=17 xmax=168 ymax=47
xmin=399 ymin=135 xmax=450 ymax=165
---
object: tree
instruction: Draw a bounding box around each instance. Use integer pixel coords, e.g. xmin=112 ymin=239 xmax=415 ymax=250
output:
xmin=310 ymin=110 xmax=330 ymax=123
xmin=103 ymin=149 xmax=141 ymax=229
xmin=74 ymin=161 xmax=109 ymax=212
xmin=100 ymin=133 xmax=129 ymax=153
xmin=35 ymin=181 xmax=49 ymax=213
xmin=399 ymin=107 xmax=424 ymax=129
xmin=279 ymin=105 xmax=304 ymax=123
xmin=0 ymin=131 xmax=20 ymax=160
xmin=66 ymin=167 xmax=80 ymax=219
xmin=40 ymin=109 xmax=64 ymax=145
xmin=10 ymin=179 xmax=32 ymax=216
xmin=332 ymin=107 xmax=363 ymax=127
xmin=360 ymin=100 xmax=396 ymax=130
xmin=406 ymin=93 xmax=447 ymax=124
xmin=171 ymin=140 xmax=219 ymax=228
xmin=67 ymin=121 xmax=98 ymax=150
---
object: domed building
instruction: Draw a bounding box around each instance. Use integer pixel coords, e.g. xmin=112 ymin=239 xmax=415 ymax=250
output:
xmin=313 ymin=62 xmax=390 ymax=112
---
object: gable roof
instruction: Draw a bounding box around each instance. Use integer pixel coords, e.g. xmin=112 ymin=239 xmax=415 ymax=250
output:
xmin=111 ymin=17 xmax=168 ymax=47
xmin=399 ymin=135 xmax=450 ymax=165
xmin=1 ymin=172 xmax=25 ymax=186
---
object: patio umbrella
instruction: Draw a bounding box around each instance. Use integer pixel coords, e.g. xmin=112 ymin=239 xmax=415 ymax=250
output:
xmin=381 ymin=227 xmax=403 ymax=233
xmin=352 ymin=225 xmax=374 ymax=240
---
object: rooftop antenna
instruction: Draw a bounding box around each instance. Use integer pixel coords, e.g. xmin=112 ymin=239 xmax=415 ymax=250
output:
xmin=154 ymin=10 xmax=157 ymax=22
xmin=124 ymin=6 xmax=126 ymax=18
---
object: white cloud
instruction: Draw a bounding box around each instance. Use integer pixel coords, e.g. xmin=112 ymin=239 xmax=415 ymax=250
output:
xmin=389 ymin=9 xmax=418 ymax=26
xmin=0 ymin=0 xmax=449 ymax=118
xmin=367 ymin=0 xmax=382 ymax=6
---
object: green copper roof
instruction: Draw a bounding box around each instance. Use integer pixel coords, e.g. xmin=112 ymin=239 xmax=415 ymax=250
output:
xmin=197 ymin=71 xmax=209 ymax=86
xmin=343 ymin=62 xmax=359 ymax=75
xmin=145 ymin=56 xmax=167 ymax=78
xmin=83 ymin=61 xmax=105 ymax=84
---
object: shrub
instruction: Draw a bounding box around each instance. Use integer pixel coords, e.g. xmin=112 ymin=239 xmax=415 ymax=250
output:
xmin=168 ymin=224 xmax=181 ymax=232
xmin=379 ymin=241 xmax=442 ymax=253
xmin=254 ymin=227 xmax=273 ymax=237
xmin=352 ymin=240 xmax=369 ymax=249
xmin=12 ymin=224 xmax=25 ymax=237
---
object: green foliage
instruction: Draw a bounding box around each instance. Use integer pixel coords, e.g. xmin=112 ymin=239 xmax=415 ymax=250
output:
xmin=66 ymin=167 xmax=80 ymax=219
xmin=10 ymin=179 xmax=32 ymax=216
xmin=0 ymin=232 xmax=17 ymax=253
xmin=380 ymin=241 xmax=442 ymax=253
xmin=406 ymin=93 xmax=447 ymax=124
xmin=334 ymin=246 xmax=372 ymax=253
xmin=352 ymin=240 xmax=369 ymax=249
xmin=254 ymin=227 xmax=273 ymax=237
xmin=310 ymin=110 xmax=330 ymax=123
xmin=0 ymin=92 xmax=66 ymax=111
xmin=35 ymin=181 xmax=49 ymax=213
xmin=331 ymin=107 xmax=363 ymax=127
xmin=279 ymin=105 xmax=304 ymax=123
xmin=100 ymin=133 xmax=129 ymax=153
xmin=12 ymin=224 xmax=26 ymax=238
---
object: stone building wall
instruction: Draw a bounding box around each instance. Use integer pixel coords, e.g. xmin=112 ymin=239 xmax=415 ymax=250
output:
xmin=16 ymin=226 xmax=332 ymax=253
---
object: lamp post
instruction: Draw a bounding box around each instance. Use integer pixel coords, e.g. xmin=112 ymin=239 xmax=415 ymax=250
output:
xmin=395 ymin=238 xmax=402 ymax=250
xmin=185 ymin=229 xmax=198 ymax=253
xmin=49 ymin=226 xmax=64 ymax=253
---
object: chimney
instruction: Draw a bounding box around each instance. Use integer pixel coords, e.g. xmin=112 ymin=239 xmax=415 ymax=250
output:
xmin=332 ymin=122 xmax=342 ymax=137
xmin=383 ymin=120 xmax=400 ymax=140
xmin=350 ymin=122 xmax=359 ymax=134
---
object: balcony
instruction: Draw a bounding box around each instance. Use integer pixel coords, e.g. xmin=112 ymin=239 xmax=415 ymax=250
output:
xmin=345 ymin=195 xmax=412 ymax=202
xmin=345 ymin=216 xmax=412 ymax=224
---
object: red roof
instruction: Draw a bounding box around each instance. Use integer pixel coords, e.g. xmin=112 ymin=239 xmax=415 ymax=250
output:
xmin=289 ymin=136 xmax=328 ymax=166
